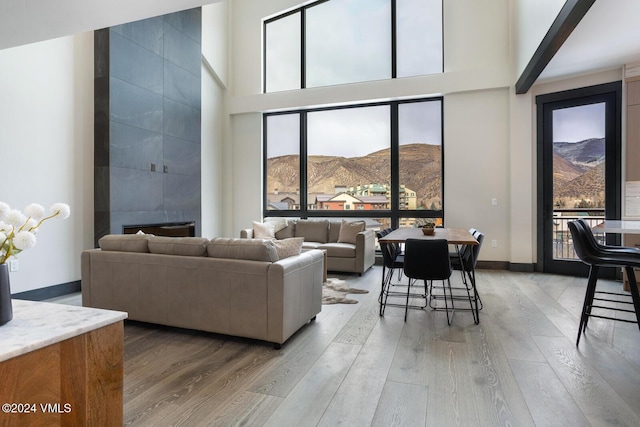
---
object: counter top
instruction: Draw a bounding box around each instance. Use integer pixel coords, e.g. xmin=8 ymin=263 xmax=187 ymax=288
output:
xmin=0 ymin=299 xmax=127 ymax=363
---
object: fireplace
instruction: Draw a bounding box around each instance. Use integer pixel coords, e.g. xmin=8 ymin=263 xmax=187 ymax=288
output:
xmin=123 ymin=222 xmax=195 ymax=238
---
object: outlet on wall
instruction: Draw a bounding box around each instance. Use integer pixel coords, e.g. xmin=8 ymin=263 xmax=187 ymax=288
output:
xmin=8 ymin=259 xmax=19 ymax=272
xmin=491 ymin=240 xmax=497 ymax=248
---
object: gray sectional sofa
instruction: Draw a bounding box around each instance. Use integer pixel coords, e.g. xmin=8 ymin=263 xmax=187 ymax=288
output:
xmin=81 ymin=234 xmax=324 ymax=348
xmin=241 ymin=219 xmax=376 ymax=275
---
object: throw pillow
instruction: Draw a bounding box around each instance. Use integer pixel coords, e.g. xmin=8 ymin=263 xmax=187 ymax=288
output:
xmin=337 ymin=219 xmax=366 ymax=244
xmin=264 ymin=217 xmax=288 ymax=233
xmin=273 ymin=237 xmax=304 ymax=260
xmin=253 ymin=221 xmax=276 ymax=239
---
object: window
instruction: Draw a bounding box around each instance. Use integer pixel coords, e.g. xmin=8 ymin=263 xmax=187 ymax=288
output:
xmin=263 ymin=0 xmax=443 ymax=93
xmin=264 ymin=12 xmax=301 ymax=92
xmin=263 ymin=98 xmax=443 ymax=228
xmin=265 ymin=113 xmax=300 ymax=211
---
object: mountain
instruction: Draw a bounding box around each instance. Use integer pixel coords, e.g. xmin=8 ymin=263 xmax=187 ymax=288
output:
xmin=553 ymin=138 xmax=604 ymax=168
xmin=267 ymin=143 xmax=442 ymax=207
xmin=553 ymin=137 xmax=605 ymax=205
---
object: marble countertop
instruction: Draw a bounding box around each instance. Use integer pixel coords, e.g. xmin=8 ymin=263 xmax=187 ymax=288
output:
xmin=0 ymin=299 xmax=127 ymax=363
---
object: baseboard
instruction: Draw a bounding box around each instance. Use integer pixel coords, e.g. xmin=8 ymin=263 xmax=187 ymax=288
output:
xmin=12 ymin=280 xmax=81 ymax=301
xmin=508 ymin=263 xmax=536 ymax=272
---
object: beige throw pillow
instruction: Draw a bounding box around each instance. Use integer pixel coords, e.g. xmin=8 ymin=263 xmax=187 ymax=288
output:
xmin=264 ymin=217 xmax=288 ymax=233
xmin=337 ymin=219 xmax=366 ymax=244
xmin=273 ymin=237 xmax=304 ymax=260
xmin=253 ymin=221 xmax=276 ymax=239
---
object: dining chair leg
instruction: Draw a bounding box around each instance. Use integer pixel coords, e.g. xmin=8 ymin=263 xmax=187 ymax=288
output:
xmin=577 ymin=265 xmax=599 ymax=345
xmin=404 ymin=278 xmax=413 ymax=322
xmin=625 ymin=267 xmax=640 ymax=331
xmin=443 ymin=279 xmax=454 ymax=325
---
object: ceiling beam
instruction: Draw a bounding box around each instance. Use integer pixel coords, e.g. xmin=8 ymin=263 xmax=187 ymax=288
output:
xmin=515 ymin=0 xmax=596 ymax=95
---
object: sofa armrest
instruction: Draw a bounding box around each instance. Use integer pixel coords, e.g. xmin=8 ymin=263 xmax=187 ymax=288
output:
xmin=267 ymin=249 xmax=324 ymax=344
xmin=355 ymin=229 xmax=376 ymax=273
xmin=240 ymin=228 xmax=254 ymax=238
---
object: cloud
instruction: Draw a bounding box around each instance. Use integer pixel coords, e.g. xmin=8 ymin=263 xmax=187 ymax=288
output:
xmin=553 ymin=102 xmax=606 ymax=143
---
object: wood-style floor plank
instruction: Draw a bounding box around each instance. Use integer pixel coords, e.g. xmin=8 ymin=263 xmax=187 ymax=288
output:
xmin=317 ymin=315 xmax=405 ymax=426
xmin=371 ymin=381 xmax=428 ymax=427
xmin=263 ymin=342 xmax=361 ymax=427
xmin=534 ymin=335 xmax=640 ymax=426
xmin=509 ymin=359 xmax=589 ymax=427
xmin=47 ymin=268 xmax=640 ymax=426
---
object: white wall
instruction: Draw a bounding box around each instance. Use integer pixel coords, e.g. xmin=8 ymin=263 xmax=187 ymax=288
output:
xmin=0 ymin=34 xmax=94 ymax=293
xmin=445 ymin=89 xmax=511 ymax=261
xmin=512 ymin=0 xmax=567 ymax=78
xmin=201 ymin=2 xmax=228 ymax=239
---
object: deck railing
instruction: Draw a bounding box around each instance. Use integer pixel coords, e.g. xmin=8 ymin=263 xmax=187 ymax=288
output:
xmin=552 ymin=209 xmax=605 ymax=260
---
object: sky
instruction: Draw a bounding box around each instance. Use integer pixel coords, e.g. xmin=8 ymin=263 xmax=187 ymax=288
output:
xmin=553 ymin=102 xmax=606 ymax=143
xmin=267 ymin=100 xmax=442 ymax=159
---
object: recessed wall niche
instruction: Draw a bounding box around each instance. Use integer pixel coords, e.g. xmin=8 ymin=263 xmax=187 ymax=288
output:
xmin=94 ymin=8 xmax=202 ymax=245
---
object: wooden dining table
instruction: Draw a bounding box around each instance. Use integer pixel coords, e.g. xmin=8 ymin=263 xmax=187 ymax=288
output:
xmin=379 ymin=227 xmax=480 ymax=323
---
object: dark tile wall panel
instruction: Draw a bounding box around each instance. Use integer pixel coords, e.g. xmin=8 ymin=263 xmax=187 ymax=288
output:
xmin=95 ymin=8 xmax=202 ymax=241
xmin=164 ymin=60 xmax=201 ymax=109
xmin=163 ymin=22 xmax=201 ymax=76
xmin=164 ymin=98 xmax=201 ymax=143
xmin=164 ymin=174 xmax=201 ymax=211
xmin=110 ymin=77 xmax=164 ymax=132
xmin=164 ymin=9 xmax=202 ymax=44
xmin=164 ymin=136 xmax=201 ymax=176
xmin=110 ymin=32 xmax=163 ymax=95
xmin=111 ymin=16 xmax=164 ymax=55
xmin=110 ymin=122 xmax=163 ymax=170
xmin=110 ymin=167 xmax=164 ymax=212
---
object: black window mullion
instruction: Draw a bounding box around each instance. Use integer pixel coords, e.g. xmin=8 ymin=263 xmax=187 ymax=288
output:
xmin=262 ymin=114 xmax=268 ymax=213
xmin=300 ymin=112 xmax=308 ymax=217
xmin=391 ymin=102 xmax=399 ymax=228
xmin=301 ymin=8 xmax=306 ymax=89
xmin=391 ymin=0 xmax=397 ymax=79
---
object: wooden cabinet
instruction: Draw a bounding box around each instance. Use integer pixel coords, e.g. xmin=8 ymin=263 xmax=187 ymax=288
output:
xmin=0 ymin=322 xmax=123 ymax=426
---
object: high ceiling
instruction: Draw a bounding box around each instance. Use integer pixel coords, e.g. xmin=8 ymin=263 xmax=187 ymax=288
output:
xmin=538 ymin=0 xmax=640 ymax=82
xmin=0 ymin=0 xmax=218 ymax=51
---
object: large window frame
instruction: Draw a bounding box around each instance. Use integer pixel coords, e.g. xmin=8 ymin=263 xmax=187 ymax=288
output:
xmin=263 ymin=0 xmax=444 ymax=93
xmin=263 ymin=97 xmax=444 ymax=228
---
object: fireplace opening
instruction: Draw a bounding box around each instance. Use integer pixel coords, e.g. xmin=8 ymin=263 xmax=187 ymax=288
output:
xmin=123 ymin=222 xmax=196 ymax=237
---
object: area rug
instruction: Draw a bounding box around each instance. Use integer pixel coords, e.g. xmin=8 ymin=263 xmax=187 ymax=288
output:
xmin=322 ymin=278 xmax=369 ymax=304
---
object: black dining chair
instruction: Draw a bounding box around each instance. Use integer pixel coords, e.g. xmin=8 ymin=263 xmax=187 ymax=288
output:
xmin=429 ymin=229 xmax=484 ymax=323
xmin=377 ymin=230 xmax=427 ymax=316
xmin=567 ymin=220 xmax=640 ymax=345
xmin=403 ymin=238 xmax=453 ymax=323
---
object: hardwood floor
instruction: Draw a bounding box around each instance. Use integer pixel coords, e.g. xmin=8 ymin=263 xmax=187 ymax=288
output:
xmin=49 ymin=268 xmax=640 ymax=426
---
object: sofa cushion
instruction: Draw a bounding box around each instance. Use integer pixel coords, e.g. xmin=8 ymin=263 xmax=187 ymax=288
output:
xmin=295 ymin=219 xmax=329 ymax=243
xmin=253 ymin=221 xmax=276 ymax=239
xmin=275 ymin=222 xmax=296 ymax=239
xmin=328 ymin=220 xmax=342 ymax=243
xmin=318 ymin=242 xmax=357 ymax=258
xmin=99 ymin=234 xmax=150 ymax=253
xmin=302 ymin=242 xmax=323 ymax=250
xmin=148 ymin=236 xmax=208 ymax=257
xmin=207 ymin=238 xmax=278 ymax=262
xmin=337 ymin=219 xmax=366 ymax=244
xmin=273 ymin=237 xmax=304 ymax=260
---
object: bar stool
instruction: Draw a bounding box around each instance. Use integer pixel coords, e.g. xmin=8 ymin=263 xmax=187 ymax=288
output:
xmin=567 ymin=220 xmax=640 ymax=345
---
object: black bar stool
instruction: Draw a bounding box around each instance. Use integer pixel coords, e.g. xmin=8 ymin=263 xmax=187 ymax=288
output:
xmin=567 ymin=220 xmax=640 ymax=345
